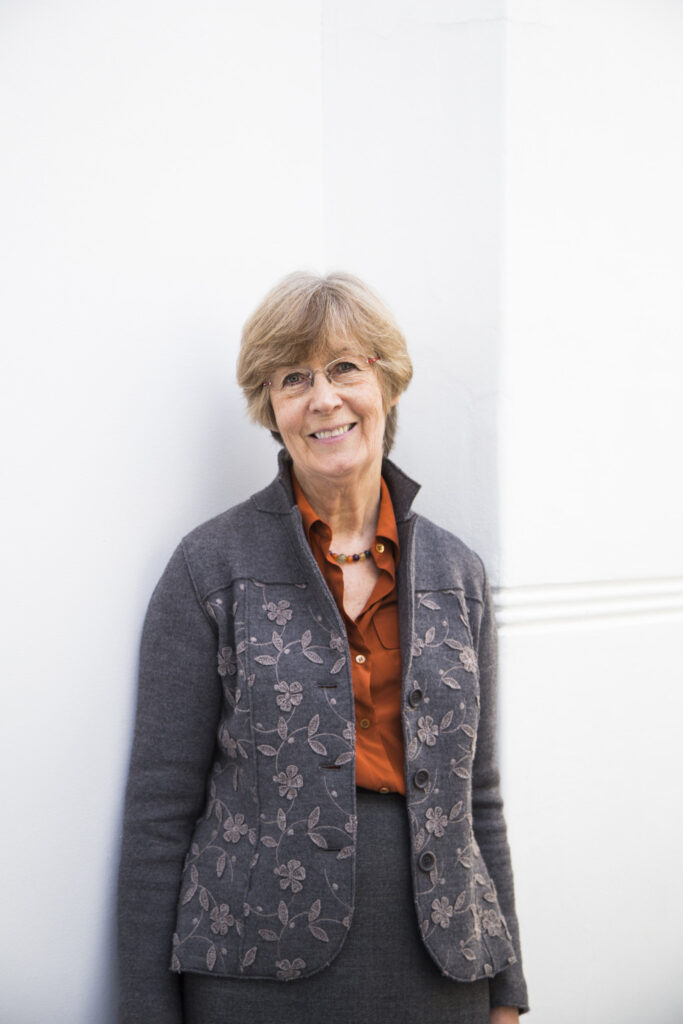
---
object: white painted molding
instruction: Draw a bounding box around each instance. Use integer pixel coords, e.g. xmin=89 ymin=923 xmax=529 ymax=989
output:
xmin=494 ymin=577 xmax=683 ymax=632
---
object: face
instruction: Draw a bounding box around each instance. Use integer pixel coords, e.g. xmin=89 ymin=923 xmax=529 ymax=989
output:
xmin=269 ymin=344 xmax=396 ymax=492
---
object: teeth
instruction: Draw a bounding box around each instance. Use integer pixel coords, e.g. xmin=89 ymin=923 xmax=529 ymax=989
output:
xmin=314 ymin=424 xmax=353 ymax=439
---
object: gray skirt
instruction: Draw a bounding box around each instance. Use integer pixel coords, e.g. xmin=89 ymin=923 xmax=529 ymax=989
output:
xmin=181 ymin=789 xmax=490 ymax=1024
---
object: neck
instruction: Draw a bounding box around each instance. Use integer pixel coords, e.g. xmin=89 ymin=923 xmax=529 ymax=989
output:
xmin=293 ymin=459 xmax=383 ymax=544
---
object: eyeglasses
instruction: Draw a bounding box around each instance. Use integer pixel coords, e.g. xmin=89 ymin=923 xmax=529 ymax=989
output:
xmin=262 ymin=354 xmax=380 ymax=398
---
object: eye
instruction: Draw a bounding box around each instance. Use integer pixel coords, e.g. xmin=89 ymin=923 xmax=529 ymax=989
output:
xmin=281 ymin=370 xmax=309 ymax=388
xmin=329 ymin=359 xmax=362 ymax=379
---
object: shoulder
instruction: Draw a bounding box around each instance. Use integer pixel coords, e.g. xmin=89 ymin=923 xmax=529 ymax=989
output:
xmin=411 ymin=513 xmax=487 ymax=605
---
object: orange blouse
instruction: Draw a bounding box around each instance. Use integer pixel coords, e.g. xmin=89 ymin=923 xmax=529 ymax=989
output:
xmin=292 ymin=472 xmax=406 ymax=794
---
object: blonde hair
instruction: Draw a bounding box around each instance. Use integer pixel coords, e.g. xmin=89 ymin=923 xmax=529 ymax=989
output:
xmin=236 ymin=272 xmax=413 ymax=454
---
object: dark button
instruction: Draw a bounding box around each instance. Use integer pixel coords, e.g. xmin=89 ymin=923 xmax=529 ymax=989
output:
xmin=413 ymin=768 xmax=430 ymax=790
xmin=418 ymin=851 xmax=436 ymax=872
xmin=408 ymin=688 xmax=424 ymax=708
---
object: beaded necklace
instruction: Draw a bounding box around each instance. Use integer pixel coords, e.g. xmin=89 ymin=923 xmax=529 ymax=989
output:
xmin=328 ymin=547 xmax=372 ymax=565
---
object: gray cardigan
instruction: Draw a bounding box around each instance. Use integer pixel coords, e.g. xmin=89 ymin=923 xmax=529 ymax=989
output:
xmin=118 ymin=453 xmax=528 ymax=1021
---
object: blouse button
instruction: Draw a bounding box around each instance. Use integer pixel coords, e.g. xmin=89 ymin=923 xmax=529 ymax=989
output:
xmin=359 ymin=718 xmax=371 ymax=729
xmin=355 ymin=654 xmax=366 ymax=664
xmin=379 ymin=786 xmax=390 ymax=794
xmin=375 ymin=542 xmax=385 ymax=554
xmin=418 ymin=851 xmax=436 ymax=872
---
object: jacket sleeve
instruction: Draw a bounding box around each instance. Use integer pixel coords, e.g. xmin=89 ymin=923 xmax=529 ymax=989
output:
xmin=469 ymin=565 xmax=529 ymax=1014
xmin=117 ymin=544 xmax=222 ymax=1024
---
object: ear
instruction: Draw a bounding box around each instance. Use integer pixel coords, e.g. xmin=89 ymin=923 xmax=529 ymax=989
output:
xmin=390 ymin=394 xmax=399 ymax=408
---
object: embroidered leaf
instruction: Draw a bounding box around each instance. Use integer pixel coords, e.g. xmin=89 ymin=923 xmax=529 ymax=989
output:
xmin=303 ymin=649 xmax=324 ymax=664
xmin=425 ymin=627 xmax=435 ymax=644
xmin=309 ymin=924 xmax=329 ymax=942
xmin=308 ymin=714 xmax=320 ymax=737
xmin=419 ymin=596 xmax=440 ymax=610
xmin=181 ymin=882 xmax=197 ymax=905
xmin=420 ymin=918 xmax=429 ymax=937
xmin=206 ymin=945 xmax=217 ymax=970
xmin=453 ymin=766 xmax=470 ymax=779
xmin=406 ymin=736 xmax=418 ymax=761
xmin=454 ymin=890 xmax=467 ymax=911
xmin=444 ymin=637 xmax=463 ymax=650
xmin=460 ymin=724 xmax=475 ymax=738
xmin=278 ymin=901 xmax=289 ymax=926
xmin=214 ymin=803 xmax=224 ymax=822
xmin=415 ymin=828 xmax=426 ymax=852
xmin=440 ymin=710 xmax=453 ymax=730
xmin=257 ymin=745 xmax=278 ymax=756
xmin=450 ymin=801 xmax=463 ymax=820
xmin=236 ymin=640 xmax=247 ymax=654
xmin=272 ymin=631 xmax=283 ymax=652
xmin=442 ymin=677 xmax=461 ymax=690
xmin=309 ymin=832 xmax=328 ymax=848
xmin=171 ymin=953 xmax=181 ymax=972
xmin=475 ymin=873 xmax=487 ymax=885
xmin=330 ymin=657 xmax=345 ymax=674
xmin=277 ymin=808 xmax=287 ymax=832
xmin=191 ymin=842 xmax=200 ymax=856
xmin=258 ymin=929 xmax=279 ymax=942
xmin=254 ymin=655 xmax=277 ymax=666
xmin=301 ymin=630 xmax=312 ymax=649
xmin=190 ymin=865 xmax=198 ymax=884
xmin=335 ymin=750 xmax=354 ymax=765
xmin=242 ymin=946 xmax=257 ymax=967
xmin=337 ymin=845 xmax=354 ymax=859
xmin=308 ymin=898 xmax=321 ymax=922
xmin=217 ymin=852 xmax=227 ymax=877
xmin=483 ymin=891 xmax=497 ymax=903
xmin=460 ymin=856 xmax=473 ymax=869
xmin=461 ymin=946 xmax=476 ymax=961
xmin=277 ymin=717 xmax=288 ymax=741
xmin=308 ymin=807 xmax=320 ymax=830
xmin=308 ymin=738 xmax=327 ymax=756
xmin=236 ymin=740 xmax=248 ymax=759
xmin=261 ymin=835 xmax=278 ymax=848
xmin=199 ymin=887 xmax=210 ymax=912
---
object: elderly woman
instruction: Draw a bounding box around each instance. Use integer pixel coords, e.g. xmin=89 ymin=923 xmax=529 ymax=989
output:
xmin=118 ymin=273 xmax=529 ymax=1024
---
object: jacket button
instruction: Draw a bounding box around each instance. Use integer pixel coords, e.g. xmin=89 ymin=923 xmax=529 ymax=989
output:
xmin=418 ymin=851 xmax=436 ymax=872
xmin=413 ymin=768 xmax=430 ymax=789
xmin=408 ymin=688 xmax=423 ymax=708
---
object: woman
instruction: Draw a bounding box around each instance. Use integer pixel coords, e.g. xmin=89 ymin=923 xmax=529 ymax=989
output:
xmin=118 ymin=272 xmax=529 ymax=1023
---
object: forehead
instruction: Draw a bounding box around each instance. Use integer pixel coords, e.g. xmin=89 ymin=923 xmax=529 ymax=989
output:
xmin=276 ymin=336 xmax=364 ymax=368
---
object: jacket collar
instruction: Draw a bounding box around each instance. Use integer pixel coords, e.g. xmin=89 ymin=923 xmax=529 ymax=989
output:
xmin=251 ymin=447 xmax=421 ymax=523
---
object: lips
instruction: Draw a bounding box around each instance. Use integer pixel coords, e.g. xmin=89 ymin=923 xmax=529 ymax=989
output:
xmin=311 ymin=423 xmax=355 ymax=440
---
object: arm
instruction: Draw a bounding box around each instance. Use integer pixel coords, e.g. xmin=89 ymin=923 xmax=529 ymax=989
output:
xmin=470 ymin=566 xmax=529 ymax=1015
xmin=117 ymin=545 xmax=222 ymax=1024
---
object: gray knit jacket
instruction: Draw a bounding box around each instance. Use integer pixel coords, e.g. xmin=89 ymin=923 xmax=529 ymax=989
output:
xmin=117 ymin=453 xmax=529 ymax=1022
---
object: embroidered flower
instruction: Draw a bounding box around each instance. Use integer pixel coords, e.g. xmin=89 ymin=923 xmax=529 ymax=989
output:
xmin=223 ymin=811 xmax=249 ymax=844
xmin=210 ymin=903 xmax=235 ymax=935
xmin=217 ymin=646 xmax=236 ymax=677
xmin=431 ymin=897 xmax=453 ymax=929
xmin=342 ymin=722 xmax=354 ymax=743
xmin=425 ymin=806 xmax=448 ymax=837
xmin=411 ymin=634 xmax=424 ymax=657
xmin=274 ymin=765 xmax=303 ymax=800
xmin=275 ymin=859 xmax=306 ymax=893
xmin=481 ymin=909 xmax=504 ymax=937
xmin=459 ymin=646 xmax=477 ymax=673
xmin=274 ymin=680 xmax=303 ymax=712
xmin=276 ymin=957 xmax=306 ymax=979
xmin=265 ymin=600 xmax=293 ymax=626
xmin=417 ymin=715 xmax=439 ymax=746
xmin=329 ymin=634 xmax=344 ymax=652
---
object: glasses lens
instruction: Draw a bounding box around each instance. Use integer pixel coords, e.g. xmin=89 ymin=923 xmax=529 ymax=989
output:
xmin=276 ymin=369 xmax=312 ymax=394
xmin=327 ymin=356 xmax=366 ymax=386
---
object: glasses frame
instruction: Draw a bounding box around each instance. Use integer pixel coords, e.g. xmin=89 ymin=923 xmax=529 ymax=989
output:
xmin=262 ymin=354 xmax=380 ymax=393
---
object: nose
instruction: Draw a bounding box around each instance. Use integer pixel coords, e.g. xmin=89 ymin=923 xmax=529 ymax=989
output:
xmin=308 ymin=370 xmax=343 ymax=412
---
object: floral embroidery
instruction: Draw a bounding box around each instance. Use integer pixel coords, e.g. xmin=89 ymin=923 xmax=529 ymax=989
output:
xmin=481 ymin=909 xmax=505 ymax=937
xmin=274 ymin=859 xmax=306 ymax=893
xmin=431 ymin=896 xmax=453 ymax=929
xmin=265 ymin=600 xmax=293 ymax=625
xmin=217 ymin=646 xmax=237 ymax=677
xmin=417 ymin=715 xmax=439 ymax=746
xmin=223 ymin=812 xmax=249 ymax=844
xmin=273 ymin=765 xmax=303 ymax=800
xmin=210 ymin=903 xmax=235 ymax=935
xmin=276 ymin=957 xmax=306 ymax=980
xmin=425 ymin=806 xmax=448 ymax=837
xmin=274 ymin=679 xmax=303 ymax=712
xmin=459 ymin=646 xmax=477 ymax=673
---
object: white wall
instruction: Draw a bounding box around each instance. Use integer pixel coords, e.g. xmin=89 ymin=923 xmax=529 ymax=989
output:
xmin=1 ymin=2 xmax=681 ymax=1022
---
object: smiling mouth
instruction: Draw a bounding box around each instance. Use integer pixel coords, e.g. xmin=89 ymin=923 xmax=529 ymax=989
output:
xmin=311 ymin=423 xmax=355 ymax=440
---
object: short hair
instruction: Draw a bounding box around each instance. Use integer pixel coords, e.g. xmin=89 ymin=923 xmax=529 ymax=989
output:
xmin=236 ymin=271 xmax=413 ymax=455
